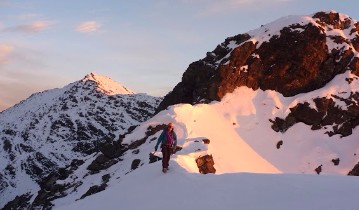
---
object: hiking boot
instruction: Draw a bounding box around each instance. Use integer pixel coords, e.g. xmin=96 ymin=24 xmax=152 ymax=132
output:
xmin=162 ymin=168 xmax=168 ymax=173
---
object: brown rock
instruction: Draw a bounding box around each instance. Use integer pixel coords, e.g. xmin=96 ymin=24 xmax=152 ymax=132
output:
xmin=313 ymin=11 xmax=351 ymax=30
xmin=348 ymin=162 xmax=359 ymax=176
xmin=196 ymin=155 xmax=216 ymax=174
xmin=315 ymin=165 xmax=322 ymax=174
xmin=270 ymin=93 xmax=359 ymax=137
xmin=202 ymin=139 xmax=210 ymax=144
xmin=157 ymin=12 xmax=359 ymax=113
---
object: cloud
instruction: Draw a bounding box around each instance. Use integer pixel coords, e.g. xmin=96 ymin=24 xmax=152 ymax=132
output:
xmin=4 ymin=20 xmax=52 ymax=32
xmin=199 ymin=0 xmax=294 ymax=16
xmin=0 ymin=44 xmax=14 ymax=64
xmin=76 ymin=21 xmax=101 ymax=33
xmin=16 ymin=13 xmax=41 ymax=20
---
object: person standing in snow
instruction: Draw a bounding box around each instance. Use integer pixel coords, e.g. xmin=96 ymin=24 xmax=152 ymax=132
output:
xmin=155 ymin=122 xmax=177 ymax=173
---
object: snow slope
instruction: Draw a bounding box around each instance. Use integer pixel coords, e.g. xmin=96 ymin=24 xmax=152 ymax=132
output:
xmin=57 ymin=162 xmax=359 ymax=210
xmin=50 ymin=68 xmax=359 ymax=209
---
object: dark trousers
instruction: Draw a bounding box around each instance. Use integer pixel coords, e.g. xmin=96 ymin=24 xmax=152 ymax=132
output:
xmin=161 ymin=145 xmax=172 ymax=168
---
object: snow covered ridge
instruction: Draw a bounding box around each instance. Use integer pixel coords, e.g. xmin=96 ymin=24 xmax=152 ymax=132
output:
xmin=0 ymin=73 xmax=162 ymax=209
xmin=24 ymin=82 xmax=359 ymax=209
xmin=18 ymin=69 xmax=358 ymax=209
xmin=157 ymin=10 xmax=359 ymax=111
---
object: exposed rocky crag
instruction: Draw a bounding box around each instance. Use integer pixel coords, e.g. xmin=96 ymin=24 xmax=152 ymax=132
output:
xmin=157 ymin=11 xmax=359 ymax=112
xmin=0 ymin=73 xmax=162 ymax=209
xmin=270 ymin=92 xmax=359 ymax=137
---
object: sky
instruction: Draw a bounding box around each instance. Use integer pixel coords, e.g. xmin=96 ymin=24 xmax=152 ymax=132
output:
xmin=0 ymin=0 xmax=358 ymax=111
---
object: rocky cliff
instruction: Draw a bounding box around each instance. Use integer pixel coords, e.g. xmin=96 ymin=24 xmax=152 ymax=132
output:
xmin=157 ymin=11 xmax=359 ymax=111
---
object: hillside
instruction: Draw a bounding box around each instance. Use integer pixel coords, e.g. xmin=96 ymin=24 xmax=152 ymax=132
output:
xmin=21 ymin=70 xmax=359 ymax=209
xmin=0 ymin=73 xmax=162 ymax=209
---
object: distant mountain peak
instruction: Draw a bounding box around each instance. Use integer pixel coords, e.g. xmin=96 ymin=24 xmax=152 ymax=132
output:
xmin=82 ymin=72 xmax=134 ymax=95
xmin=0 ymin=73 xmax=162 ymax=209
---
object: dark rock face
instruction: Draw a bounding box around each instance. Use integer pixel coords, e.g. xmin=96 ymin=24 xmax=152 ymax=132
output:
xmin=315 ymin=165 xmax=323 ymax=174
xmin=149 ymin=152 xmax=162 ymax=163
xmin=157 ymin=34 xmax=251 ymax=111
xmin=202 ymin=139 xmax=210 ymax=144
xmin=2 ymin=193 xmax=33 ymax=210
xmin=332 ymin=158 xmax=340 ymax=166
xmin=24 ymin=159 xmax=85 ymax=209
xmin=196 ymin=155 xmax=216 ymax=174
xmin=131 ymin=159 xmax=141 ymax=170
xmin=80 ymin=174 xmax=111 ymax=201
xmin=87 ymin=154 xmax=119 ymax=173
xmin=80 ymin=184 xmax=107 ymax=200
xmin=270 ymin=93 xmax=359 ymax=137
xmin=313 ymin=12 xmax=351 ymax=30
xmin=157 ymin=11 xmax=359 ymax=112
xmin=348 ymin=162 xmax=359 ymax=176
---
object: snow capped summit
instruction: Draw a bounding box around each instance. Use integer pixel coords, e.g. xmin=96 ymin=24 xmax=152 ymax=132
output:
xmin=0 ymin=74 xmax=161 ymax=209
xmin=82 ymin=72 xmax=134 ymax=95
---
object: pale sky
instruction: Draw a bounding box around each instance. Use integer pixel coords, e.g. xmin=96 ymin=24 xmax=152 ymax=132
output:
xmin=1 ymin=0 xmax=358 ymax=111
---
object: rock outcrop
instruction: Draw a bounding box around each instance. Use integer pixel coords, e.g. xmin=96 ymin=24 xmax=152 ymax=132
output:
xmin=270 ymin=92 xmax=359 ymax=137
xmin=196 ymin=155 xmax=216 ymax=174
xmin=157 ymin=11 xmax=359 ymax=112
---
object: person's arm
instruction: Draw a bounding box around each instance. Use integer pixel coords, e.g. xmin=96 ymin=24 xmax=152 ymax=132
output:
xmin=155 ymin=130 xmax=164 ymax=151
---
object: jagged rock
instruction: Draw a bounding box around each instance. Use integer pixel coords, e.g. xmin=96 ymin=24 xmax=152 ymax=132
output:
xmin=149 ymin=152 xmax=162 ymax=163
xmin=128 ymin=138 xmax=147 ymax=150
xmin=270 ymin=94 xmax=359 ymax=137
xmin=157 ymin=34 xmax=251 ymax=111
xmin=145 ymin=124 xmax=167 ymax=137
xmin=196 ymin=155 xmax=216 ymax=174
xmin=2 ymin=193 xmax=33 ymax=210
xmin=87 ymin=154 xmax=118 ymax=172
xmin=332 ymin=158 xmax=340 ymax=166
xmin=315 ymin=165 xmax=323 ymax=175
xmin=127 ymin=124 xmax=166 ymax=150
xmin=313 ymin=11 xmax=351 ymax=30
xmin=99 ymin=138 xmax=124 ymax=159
xmin=3 ymin=138 xmax=12 ymax=153
xmin=30 ymin=159 xmax=85 ymax=209
xmin=102 ymin=174 xmax=111 ymax=183
xmin=157 ymin=11 xmax=359 ymax=112
xmin=131 ymin=159 xmax=141 ymax=170
xmin=348 ymin=162 xmax=359 ymax=176
xmin=202 ymin=139 xmax=210 ymax=144
xmin=80 ymin=184 xmax=107 ymax=200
